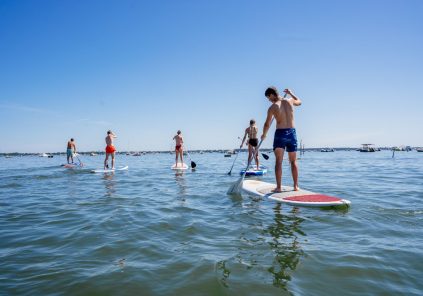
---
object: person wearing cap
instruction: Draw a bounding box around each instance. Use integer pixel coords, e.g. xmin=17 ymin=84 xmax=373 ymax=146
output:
xmin=104 ymin=130 xmax=117 ymax=169
xmin=173 ymin=130 xmax=184 ymax=166
xmin=66 ymin=138 xmax=76 ymax=164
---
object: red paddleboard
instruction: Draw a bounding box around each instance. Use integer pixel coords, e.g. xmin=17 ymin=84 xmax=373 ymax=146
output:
xmin=242 ymin=180 xmax=350 ymax=207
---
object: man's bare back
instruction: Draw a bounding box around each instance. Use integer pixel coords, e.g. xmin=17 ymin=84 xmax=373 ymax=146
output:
xmin=105 ymin=135 xmax=114 ymax=146
xmin=270 ymin=99 xmax=296 ymax=129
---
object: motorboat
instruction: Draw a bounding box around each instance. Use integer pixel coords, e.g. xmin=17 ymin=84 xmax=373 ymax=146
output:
xmin=359 ymin=144 xmax=377 ymax=152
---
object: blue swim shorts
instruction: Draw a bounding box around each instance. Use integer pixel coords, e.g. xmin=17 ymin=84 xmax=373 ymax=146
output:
xmin=273 ymin=128 xmax=298 ymax=152
xmin=67 ymin=148 xmax=73 ymax=157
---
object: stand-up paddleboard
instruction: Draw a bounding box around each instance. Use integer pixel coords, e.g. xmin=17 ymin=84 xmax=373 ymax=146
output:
xmin=61 ymin=163 xmax=83 ymax=169
xmin=240 ymin=166 xmax=268 ymax=176
xmin=91 ymin=166 xmax=129 ymax=173
xmin=171 ymin=163 xmax=188 ymax=170
xmin=242 ymin=180 xmax=350 ymax=207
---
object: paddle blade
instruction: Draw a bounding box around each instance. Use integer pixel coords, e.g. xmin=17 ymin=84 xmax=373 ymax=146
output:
xmin=191 ymin=161 xmax=196 ymax=168
xmin=261 ymin=153 xmax=270 ymax=160
xmin=227 ymin=177 xmax=243 ymax=195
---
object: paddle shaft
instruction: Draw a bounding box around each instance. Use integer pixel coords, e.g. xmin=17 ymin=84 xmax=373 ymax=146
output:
xmin=184 ymin=146 xmax=197 ymax=168
xmin=228 ymin=138 xmax=243 ymax=175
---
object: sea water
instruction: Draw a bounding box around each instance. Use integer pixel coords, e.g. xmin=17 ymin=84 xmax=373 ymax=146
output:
xmin=0 ymin=151 xmax=422 ymax=295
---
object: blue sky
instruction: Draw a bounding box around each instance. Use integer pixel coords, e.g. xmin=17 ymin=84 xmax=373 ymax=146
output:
xmin=0 ymin=0 xmax=422 ymax=153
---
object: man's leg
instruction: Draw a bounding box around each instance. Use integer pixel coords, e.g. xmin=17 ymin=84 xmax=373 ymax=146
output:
xmin=180 ymin=149 xmax=184 ymax=164
xmin=248 ymin=145 xmax=253 ymax=165
xmin=288 ymin=151 xmax=299 ymax=191
xmin=274 ymin=148 xmax=284 ymax=192
xmin=67 ymin=154 xmax=70 ymax=164
xmin=175 ymin=149 xmax=179 ymax=165
xmin=111 ymin=153 xmax=115 ymax=169
xmin=70 ymin=154 xmax=74 ymax=164
xmin=104 ymin=154 xmax=109 ymax=169
xmin=255 ymin=147 xmax=260 ymax=170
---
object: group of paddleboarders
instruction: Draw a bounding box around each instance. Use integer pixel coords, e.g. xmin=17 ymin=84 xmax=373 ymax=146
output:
xmin=66 ymin=130 xmax=117 ymax=169
xmin=64 ymin=86 xmax=301 ymax=192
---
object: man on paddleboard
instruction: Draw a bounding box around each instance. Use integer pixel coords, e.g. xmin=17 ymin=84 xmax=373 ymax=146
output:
xmin=173 ymin=130 xmax=184 ymax=167
xmin=104 ymin=130 xmax=117 ymax=169
xmin=66 ymin=138 xmax=77 ymax=164
xmin=240 ymin=119 xmax=260 ymax=170
xmin=261 ymin=87 xmax=302 ymax=192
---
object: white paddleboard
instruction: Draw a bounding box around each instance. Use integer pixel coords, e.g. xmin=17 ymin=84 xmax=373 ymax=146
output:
xmin=171 ymin=163 xmax=188 ymax=170
xmin=91 ymin=165 xmax=129 ymax=173
xmin=62 ymin=163 xmax=83 ymax=169
xmin=242 ymin=180 xmax=351 ymax=207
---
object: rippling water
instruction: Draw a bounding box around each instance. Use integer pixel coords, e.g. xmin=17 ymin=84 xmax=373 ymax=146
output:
xmin=1 ymin=151 xmax=422 ymax=295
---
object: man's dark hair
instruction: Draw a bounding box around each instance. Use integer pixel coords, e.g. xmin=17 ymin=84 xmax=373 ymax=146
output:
xmin=70 ymin=138 xmax=74 ymax=142
xmin=107 ymin=130 xmax=111 ymax=135
xmin=265 ymin=86 xmax=279 ymax=97
xmin=250 ymin=119 xmax=255 ymax=125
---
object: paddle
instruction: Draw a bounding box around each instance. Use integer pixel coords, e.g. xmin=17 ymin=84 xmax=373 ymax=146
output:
xmin=184 ymin=147 xmax=197 ymax=168
xmin=73 ymin=153 xmax=84 ymax=166
xmin=227 ymin=142 xmax=243 ymax=175
xmin=227 ymin=136 xmax=267 ymax=195
xmin=261 ymin=152 xmax=270 ymax=160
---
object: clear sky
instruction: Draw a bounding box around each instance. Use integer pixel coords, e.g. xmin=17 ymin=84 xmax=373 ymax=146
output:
xmin=0 ymin=0 xmax=422 ymax=153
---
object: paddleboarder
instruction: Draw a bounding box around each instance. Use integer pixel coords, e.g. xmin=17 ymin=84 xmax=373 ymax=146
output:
xmin=104 ymin=130 xmax=117 ymax=169
xmin=173 ymin=130 xmax=184 ymax=167
xmin=261 ymin=87 xmax=302 ymax=192
xmin=240 ymin=119 xmax=260 ymax=170
xmin=66 ymin=138 xmax=77 ymax=164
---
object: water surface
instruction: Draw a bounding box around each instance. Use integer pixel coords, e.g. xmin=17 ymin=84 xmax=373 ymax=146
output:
xmin=1 ymin=151 xmax=422 ymax=295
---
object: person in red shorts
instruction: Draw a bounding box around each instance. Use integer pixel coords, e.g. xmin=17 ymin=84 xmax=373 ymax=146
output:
xmin=172 ymin=130 xmax=184 ymax=167
xmin=104 ymin=130 xmax=117 ymax=169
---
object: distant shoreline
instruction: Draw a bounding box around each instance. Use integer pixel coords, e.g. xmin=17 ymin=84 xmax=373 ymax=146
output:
xmin=1 ymin=147 xmax=420 ymax=156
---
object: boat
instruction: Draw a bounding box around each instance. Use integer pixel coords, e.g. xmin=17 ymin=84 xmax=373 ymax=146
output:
xmin=320 ymin=148 xmax=334 ymax=152
xmin=359 ymin=144 xmax=377 ymax=152
xmin=417 ymin=148 xmax=423 ymax=152
xmin=90 ymin=152 xmax=98 ymax=156
xmin=132 ymin=152 xmax=142 ymax=156
xmin=39 ymin=153 xmax=53 ymax=158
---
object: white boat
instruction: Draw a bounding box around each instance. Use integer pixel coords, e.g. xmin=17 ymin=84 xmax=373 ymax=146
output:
xmin=90 ymin=152 xmax=98 ymax=156
xmin=39 ymin=153 xmax=53 ymax=158
xmin=359 ymin=144 xmax=377 ymax=152
xmin=321 ymin=148 xmax=334 ymax=152
xmin=417 ymin=148 xmax=423 ymax=152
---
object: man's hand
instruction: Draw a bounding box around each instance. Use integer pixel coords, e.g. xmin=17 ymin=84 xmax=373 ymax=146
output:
xmin=284 ymin=88 xmax=293 ymax=96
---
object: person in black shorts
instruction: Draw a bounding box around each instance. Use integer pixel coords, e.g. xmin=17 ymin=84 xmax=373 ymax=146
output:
xmin=240 ymin=119 xmax=260 ymax=170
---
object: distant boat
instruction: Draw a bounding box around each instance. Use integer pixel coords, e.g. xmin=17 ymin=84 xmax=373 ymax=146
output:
xmin=132 ymin=152 xmax=142 ymax=156
xmin=39 ymin=153 xmax=53 ymax=158
xmin=359 ymin=144 xmax=377 ymax=152
xmin=417 ymin=148 xmax=423 ymax=152
xmin=90 ymin=152 xmax=97 ymax=156
xmin=321 ymin=148 xmax=334 ymax=152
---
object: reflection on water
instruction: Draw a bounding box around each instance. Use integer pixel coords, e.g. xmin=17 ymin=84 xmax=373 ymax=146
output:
xmin=264 ymin=205 xmax=305 ymax=291
xmin=102 ymin=172 xmax=116 ymax=197
xmin=174 ymin=172 xmax=187 ymax=202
